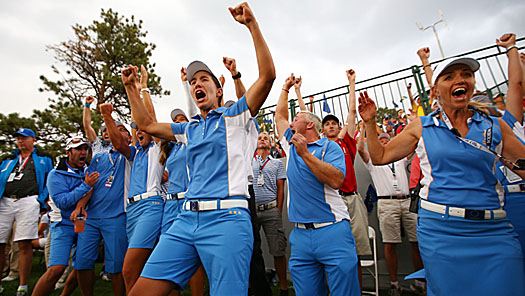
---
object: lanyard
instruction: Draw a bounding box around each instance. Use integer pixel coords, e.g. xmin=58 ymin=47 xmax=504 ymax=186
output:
xmin=437 ymin=107 xmax=522 ymax=170
xmin=259 ymin=157 xmax=270 ymax=172
xmin=108 ymin=152 xmax=121 ymax=176
xmin=389 ymin=163 xmax=396 ymax=177
xmin=17 ymin=155 xmax=31 ymax=173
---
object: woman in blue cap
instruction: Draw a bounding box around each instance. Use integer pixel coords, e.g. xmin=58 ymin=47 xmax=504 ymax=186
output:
xmin=358 ymin=33 xmax=525 ymax=295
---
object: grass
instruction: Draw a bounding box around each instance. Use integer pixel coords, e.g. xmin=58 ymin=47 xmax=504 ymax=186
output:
xmin=2 ymin=253 xmax=297 ymax=295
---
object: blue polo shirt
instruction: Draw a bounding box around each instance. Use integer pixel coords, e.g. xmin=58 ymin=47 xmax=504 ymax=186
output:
xmin=166 ymin=141 xmax=188 ymax=194
xmin=281 ymin=128 xmax=349 ymax=223
xmin=128 ymin=141 xmax=165 ymax=198
xmin=417 ymin=111 xmax=504 ymax=209
xmin=171 ymin=96 xmax=253 ymax=200
xmin=87 ymin=149 xmax=132 ymax=218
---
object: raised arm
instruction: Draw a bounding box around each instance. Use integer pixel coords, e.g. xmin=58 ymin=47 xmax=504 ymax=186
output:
xmin=223 ymin=57 xmax=246 ymax=99
xmin=417 ymin=47 xmax=433 ymax=87
xmin=275 ymin=74 xmax=295 ymax=139
xmin=521 ymin=53 xmax=525 ymax=98
xmin=358 ymin=91 xmax=421 ymax=165
xmin=229 ymin=2 xmax=276 ymax=116
xmin=138 ymin=65 xmax=161 ymax=144
xmin=407 ymin=83 xmax=417 ymax=109
xmin=122 ymin=65 xmax=175 ymax=141
xmin=294 ymin=76 xmax=308 ymax=111
xmin=181 ymin=67 xmax=199 ymax=119
xmin=496 ymin=33 xmax=523 ymax=123
xmin=339 ymin=69 xmax=357 ymax=139
xmin=100 ymin=103 xmax=132 ymax=158
xmin=83 ymin=96 xmax=97 ymax=143
xmin=356 ymin=121 xmax=370 ymax=164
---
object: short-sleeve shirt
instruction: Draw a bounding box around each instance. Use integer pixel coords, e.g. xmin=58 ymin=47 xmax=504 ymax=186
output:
xmin=170 ymin=96 xmax=254 ymax=200
xmin=281 ymin=128 xmax=349 ymax=223
xmin=166 ymin=141 xmax=189 ymax=194
xmin=365 ymin=158 xmax=409 ymax=196
xmin=87 ymin=149 xmax=132 ymax=218
xmin=128 ymin=141 xmax=164 ymax=198
xmin=252 ymin=155 xmax=286 ymax=205
xmin=496 ymin=111 xmax=524 ymax=187
xmin=335 ymin=133 xmax=358 ymax=193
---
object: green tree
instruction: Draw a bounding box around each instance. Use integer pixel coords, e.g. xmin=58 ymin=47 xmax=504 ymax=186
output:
xmin=0 ymin=9 xmax=168 ymax=158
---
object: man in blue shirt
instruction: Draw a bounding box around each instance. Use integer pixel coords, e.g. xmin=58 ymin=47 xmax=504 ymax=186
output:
xmin=0 ymin=128 xmax=53 ymax=296
xmin=32 ymin=137 xmax=100 ymax=296
xmin=274 ymin=75 xmax=360 ymax=296
xmin=72 ymin=114 xmax=132 ymax=296
xmin=120 ymin=4 xmax=275 ymax=295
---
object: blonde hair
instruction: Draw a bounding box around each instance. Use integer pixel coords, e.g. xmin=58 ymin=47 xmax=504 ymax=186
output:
xmin=298 ymin=111 xmax=322 ymax=135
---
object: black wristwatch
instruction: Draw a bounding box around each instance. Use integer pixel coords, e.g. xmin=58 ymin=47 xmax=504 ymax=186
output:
xmin=232 ymin=72 xmax=241 ymax=79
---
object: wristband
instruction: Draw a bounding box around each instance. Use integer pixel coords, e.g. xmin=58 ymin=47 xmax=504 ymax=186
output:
xmin=84 ymin=103 xmax=91 ymax=108
xmin=232 ymin=72 xmax=241 ymax=79
xmin=282 ymin=88 xmax=289 ymax=93
xmin=140 ymin=88 xmax=150 ymax=93
xmin=507 ymin=45 xmax=518 ymax=53
xmin=423 ymin=64 xmax=431 ymax=68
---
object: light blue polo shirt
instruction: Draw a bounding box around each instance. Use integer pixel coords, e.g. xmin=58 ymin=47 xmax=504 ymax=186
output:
xmin=128 ymin=141 xmax=165 ymax=198
xmin=87 ymin=149 xmax=133 ymax=218
xmin=417 ymin=110 xmax=504 ymax=209
xmin=171 ymin=96 xmax=253 ymax=200
xmin=281 ymin=128 xmax=349 ymax=223
xmin=166 ymin=141 xmax=188 ymax=194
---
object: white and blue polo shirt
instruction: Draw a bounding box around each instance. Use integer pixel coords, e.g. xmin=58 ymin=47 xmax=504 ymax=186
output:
xmin=87 ymin=149 xmax=133 ymax=218
xmin=170 ymin=96 xmax=253 ymax=200
xmin=281 ymin=128 xmax=349 ymax=223
xmin=416 ymin=110 xmax=504 ymax=209
xmin=128 ymin=141 xmax=164 ymax=198
xmin=166 ymin=141 xmax=189 ymax=194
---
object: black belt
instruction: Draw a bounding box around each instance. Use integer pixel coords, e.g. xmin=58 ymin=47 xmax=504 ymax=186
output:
xmin=377 ymin=195 xmax=409 ymax=199
xmin=339 ymin=190 xmax=358 ymax=196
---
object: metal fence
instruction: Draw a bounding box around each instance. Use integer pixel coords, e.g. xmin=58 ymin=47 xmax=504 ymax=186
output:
xmin=258 ymin=37 xmax=524 ymax=128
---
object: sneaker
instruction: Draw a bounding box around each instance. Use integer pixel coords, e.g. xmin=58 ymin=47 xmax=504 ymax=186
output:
xmin=410 ymin=283 xmax=427 ymax=296
xmin=388 ymin=285 xmax=402 ymax=296
xmin=2 ymin=275 xmax=19 ymax=282
xmin=16 ymin=288 xmax=28 ymax=296
xmin=101 ymin=271 xmax=112 ymax=282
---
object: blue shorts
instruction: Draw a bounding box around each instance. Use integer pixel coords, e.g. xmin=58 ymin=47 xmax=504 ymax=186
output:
xmin=288 ymin=220 xmax=360 ymax=296
xmin=126 ymin=195 xmax=163 ymax=249
xmin=75 ymin=213 xmax=128 ymax=273
xmin=418 ymin=206 xmax=525 ymax=296
xmin=141 ymin=204 xmax=253 ymax=295
xmin=48 ymin=222 xmax=77 ymax=267
xmin=161 ymin=198 xmax=183 ymax=234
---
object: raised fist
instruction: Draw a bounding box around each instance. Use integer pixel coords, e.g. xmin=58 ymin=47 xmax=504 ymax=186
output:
xmin=496 ymin=33 xmax=516 ymax=49
xmin=346 ymin=69 xmax=356 ymax=82
xmin=121 ymin=65 xmax=139 ymax=87
xmin=223 ymin=57 xmax=238 ymax=75
xmin=294 ymin=76 xmax=302 ymax=89
xmin=283 ymin=73 xmax=296 ymax=91
xmin=99 ymin=103 xmax=114 ymax=115
xmin=219 ymin=75 xmax=225 ymax=87
xmin=85 ymin=96 xmax=95 ymax=105
xmin=180 ymin=67 xmax=187 ymax=82
xmin=417 ymin=47 xmax=430 ymax=59
xmin=229 ymin=2 xmax=255 ymax=26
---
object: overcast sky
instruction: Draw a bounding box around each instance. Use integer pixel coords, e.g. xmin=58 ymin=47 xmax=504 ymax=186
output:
xmin=1 ymin=0 xmax=524 ymax=123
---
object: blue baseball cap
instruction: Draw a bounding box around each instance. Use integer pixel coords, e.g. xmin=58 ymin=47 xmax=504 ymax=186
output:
xmin=13 ymin=128 xmax=35 ymax=138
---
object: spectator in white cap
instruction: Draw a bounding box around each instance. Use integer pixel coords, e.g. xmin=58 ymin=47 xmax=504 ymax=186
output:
xmin=0 ymin=128 xmax=54 ymax=295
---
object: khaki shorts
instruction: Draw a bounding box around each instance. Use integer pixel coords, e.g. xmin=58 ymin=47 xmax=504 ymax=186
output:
xmin=0 ymin=195 xmax=39 ymax=243
xmin=256 ymin=206 xmax=288 ymax=257
xmin=342 ymin=192 xmax=372 ymax=256
xmin=377 ymin=199 xmax=418 ymax=243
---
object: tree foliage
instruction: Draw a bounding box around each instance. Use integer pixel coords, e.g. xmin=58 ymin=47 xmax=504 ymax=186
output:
xmin=0 ymin=9 xmax=168 ymax=158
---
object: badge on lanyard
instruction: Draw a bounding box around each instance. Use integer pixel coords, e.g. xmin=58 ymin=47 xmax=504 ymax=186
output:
xmin=257 ymin=174 xmax=265 ymax=186
xmin=14 ymin=173 xmax=24 ymax=180
xmin=105 ymin=175 xmax=114 ymax=188
xmin=7 ymin=173 xmax=16 ymax=182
